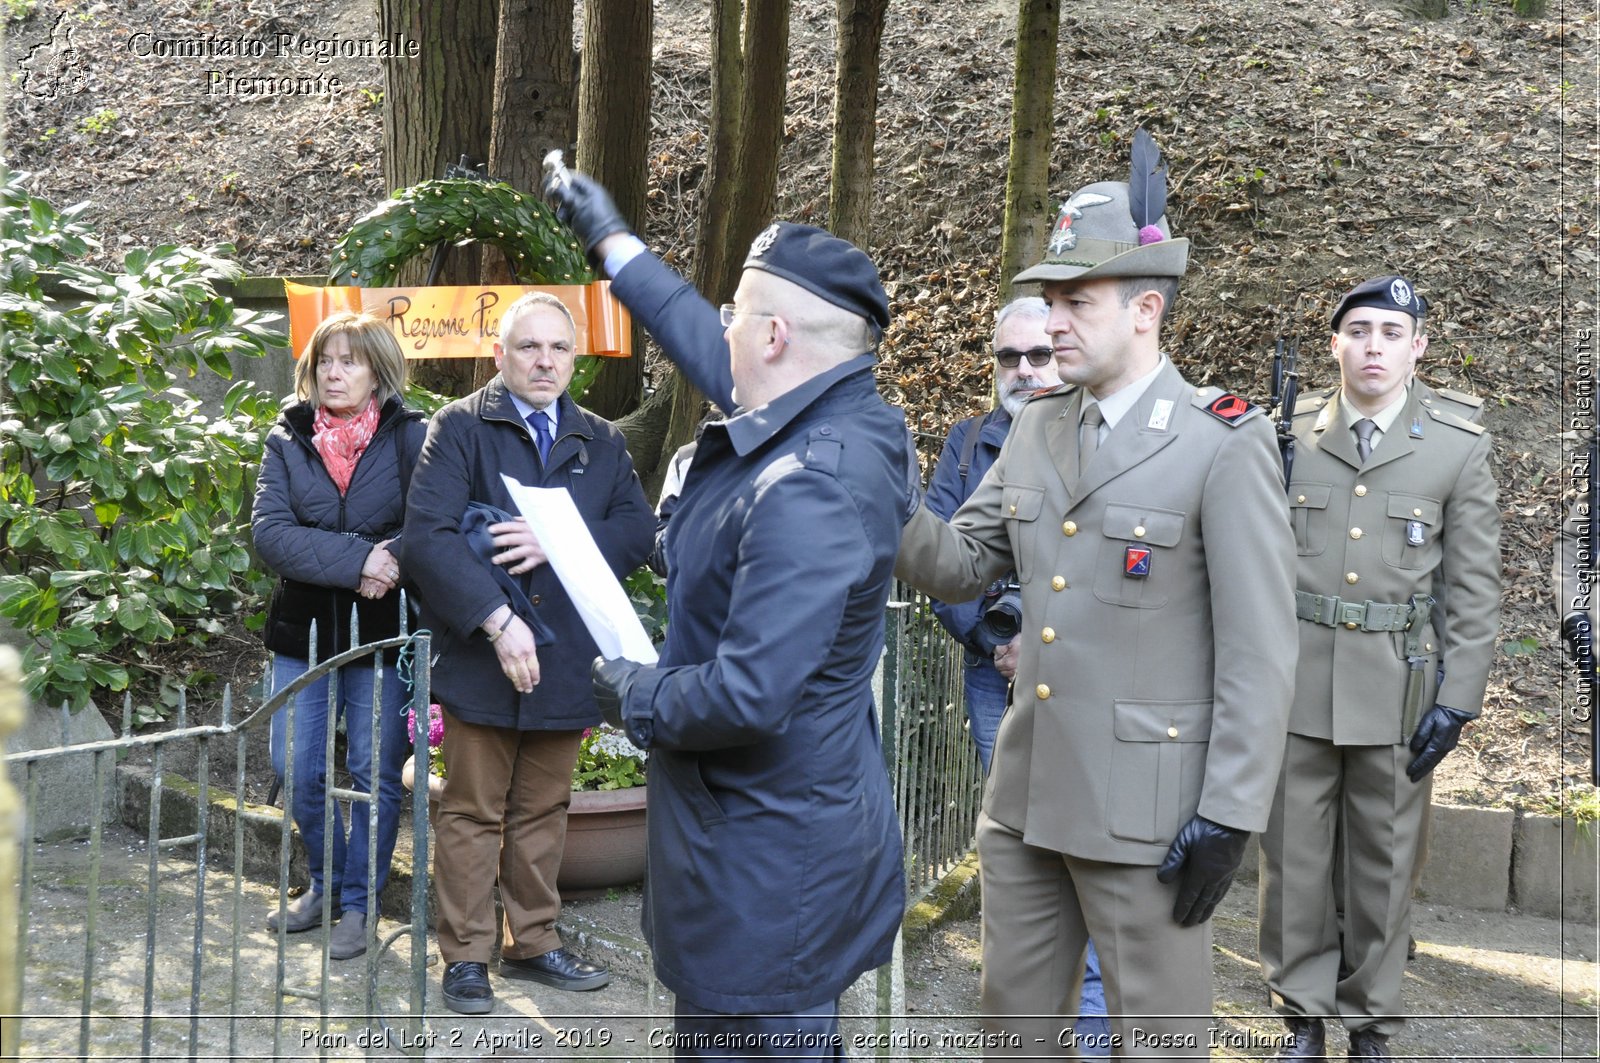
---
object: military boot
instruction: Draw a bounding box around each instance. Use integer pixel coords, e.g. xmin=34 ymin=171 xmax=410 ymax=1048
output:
xmin=1276 ymin=1017 xmax=1325 ymax=1060
xmin=1347 ymin=1029 xmax=1390 ymax=1059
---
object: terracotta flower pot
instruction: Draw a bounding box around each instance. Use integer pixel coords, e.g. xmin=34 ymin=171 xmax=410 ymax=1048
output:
xmin=558 ymin=786 xmax=647 ymax=894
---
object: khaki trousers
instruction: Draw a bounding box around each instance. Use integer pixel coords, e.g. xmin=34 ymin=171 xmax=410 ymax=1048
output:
xmin=1259 ymin=733 xmax=1427 ymax=1037
xmin=433 ymin=710 xmax=582 ymax=962
xmin=977 ymin=813 xmax=1215 ymax=1060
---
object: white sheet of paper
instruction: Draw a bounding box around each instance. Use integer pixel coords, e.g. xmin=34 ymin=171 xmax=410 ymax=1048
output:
xmin=500 ymin=474 xmax=659 ymax=665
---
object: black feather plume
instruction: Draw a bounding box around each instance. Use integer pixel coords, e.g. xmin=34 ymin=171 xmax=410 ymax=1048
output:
xmin=1128 ymin=127 xmax=1168 ymax=232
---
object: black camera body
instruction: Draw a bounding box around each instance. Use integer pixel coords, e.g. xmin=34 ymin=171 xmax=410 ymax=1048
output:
xmin=979 ymin=574 xmax=1023 ymax=644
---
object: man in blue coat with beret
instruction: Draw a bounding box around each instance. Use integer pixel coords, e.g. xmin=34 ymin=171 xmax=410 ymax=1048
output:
xmin=402 ymin=292 xmax=655 ymax=1014
xmin=545 ymin=169 xmax=912 ymax=1059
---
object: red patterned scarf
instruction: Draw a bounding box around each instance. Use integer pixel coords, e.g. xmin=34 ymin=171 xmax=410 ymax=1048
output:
xmin=312 ymin=396 xmax=381 ymax=495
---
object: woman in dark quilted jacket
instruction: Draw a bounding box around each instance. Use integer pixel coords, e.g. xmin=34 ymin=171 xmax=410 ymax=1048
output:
xmin=251 ymin=311 xmax=426 ymax=960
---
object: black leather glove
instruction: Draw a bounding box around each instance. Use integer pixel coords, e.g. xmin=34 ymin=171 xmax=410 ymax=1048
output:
xmin=590 ymin=656 xmax=643 ymax=730
xmin=1406 ymin=704 xmax=1472 ymax=783
xmin=541 ymin=170 xmax=630 ymax=256
xmin=1155 ymin=814 xmax=1250 ymax=927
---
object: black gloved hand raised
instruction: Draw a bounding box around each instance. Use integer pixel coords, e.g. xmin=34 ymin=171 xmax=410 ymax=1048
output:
xmin=1154 ymin=814 xmax=1250 ymax=927
xmin=541 ymin=170 xmax=630 ymax=256
xmin=1406 ymin=704 xmax=1472 ymax=783
xmin=590 ymin=656 xmax=643 ymax=730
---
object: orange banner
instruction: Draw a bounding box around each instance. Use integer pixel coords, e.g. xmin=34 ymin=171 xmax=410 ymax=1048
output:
xmin=284 ymin=282 xmax=633 ymax=360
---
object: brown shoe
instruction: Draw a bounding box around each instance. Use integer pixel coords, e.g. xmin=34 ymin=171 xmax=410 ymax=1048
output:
xmin=1348 ymin=1029 xmax=1391 ymax=1059
xmin=327 ymin=912 xmax=369 ymax=960
xmin=266 ymin=890 xmax=338 ymax=934
xmin=1276 ymin=1017 xmax=1325 ymax=1060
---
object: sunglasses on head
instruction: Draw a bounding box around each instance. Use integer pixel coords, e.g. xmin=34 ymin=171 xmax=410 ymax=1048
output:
xmin=994 ymin=346 xmax=1054 ymax=368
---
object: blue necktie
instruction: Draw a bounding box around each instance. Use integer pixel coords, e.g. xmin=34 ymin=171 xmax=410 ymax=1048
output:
xmin=528 ymin=411 xmax=553 ymax=464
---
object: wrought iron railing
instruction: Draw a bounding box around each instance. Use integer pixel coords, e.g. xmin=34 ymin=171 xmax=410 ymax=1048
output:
xmin=879 ymin=580 xmax=985 ymax=903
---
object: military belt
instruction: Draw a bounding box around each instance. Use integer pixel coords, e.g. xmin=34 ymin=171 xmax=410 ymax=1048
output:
xmin=1294 ymin=591 xmax=1417 ymax=632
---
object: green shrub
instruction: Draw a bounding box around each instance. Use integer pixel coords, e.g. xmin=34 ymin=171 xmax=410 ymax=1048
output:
xmin=0 ymin=168 xmax=282 ymax=716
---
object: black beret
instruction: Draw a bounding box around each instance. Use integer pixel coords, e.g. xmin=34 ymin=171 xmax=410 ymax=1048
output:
xmin=743 ymin=222 xmax=890 ymax=337
xmin=1330 ymin=275 xmax=1428 ymax=332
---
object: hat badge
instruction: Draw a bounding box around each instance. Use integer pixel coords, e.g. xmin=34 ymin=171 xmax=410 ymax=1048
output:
xmin=749 ymin=223 xmax=781 ymax=259
xmin=1389 ymin=278 xmax=1412 ymax=307
xmin=1045 ymin=191 xmax=1115 ymax=255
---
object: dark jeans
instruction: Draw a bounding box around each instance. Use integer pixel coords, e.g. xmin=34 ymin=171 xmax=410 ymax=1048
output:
xmin=268 ymin=655 xmax=410 ymax=915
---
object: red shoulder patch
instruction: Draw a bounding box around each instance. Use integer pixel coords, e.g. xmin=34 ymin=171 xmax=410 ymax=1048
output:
xmin=1202 ymin=392 xmax=1255 ymax=425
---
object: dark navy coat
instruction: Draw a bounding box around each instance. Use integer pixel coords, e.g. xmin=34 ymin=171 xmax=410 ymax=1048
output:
xmin=609 ymin=250 xmax=909 ymax=1013
xmin=252 ymin=396 xmax=426 ymax=664
xmin=401 ymin=382 xmax=653 ymax=730
xmin=925 ymin=407 xmax=1012 ymax=659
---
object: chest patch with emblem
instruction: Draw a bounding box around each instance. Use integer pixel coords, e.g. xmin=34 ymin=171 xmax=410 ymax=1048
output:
xmin=1406 ymin=520 xmax=1426 ymax=546
xmin=1124 ymin=545 xmax=1152 ymax=578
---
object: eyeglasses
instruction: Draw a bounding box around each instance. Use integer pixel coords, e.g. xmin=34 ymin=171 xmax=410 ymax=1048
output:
xmin=719 ymin=304 xmax=777 ymax=328
xmin=995 ymin=346 xmax=1055 ymax=368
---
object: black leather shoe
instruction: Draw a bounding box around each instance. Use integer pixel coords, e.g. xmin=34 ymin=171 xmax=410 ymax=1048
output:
xmin=442 ymin=961 xmax=494 ymax=1015
xmin=1276 ymin=1017 xmax=1325 ymax=1060
xmin=1348 ymin=1029 xmax=1391 ymax=1059
xmin=500 ymin=946 xmax=611 ymax=991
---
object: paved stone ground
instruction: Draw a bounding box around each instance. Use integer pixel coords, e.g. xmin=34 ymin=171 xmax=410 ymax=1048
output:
xmin=12 ymin=825 xmax=1600 ymax=1061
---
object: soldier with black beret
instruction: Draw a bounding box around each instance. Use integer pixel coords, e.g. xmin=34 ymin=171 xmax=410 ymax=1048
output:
xmin=1259 ymin=274 xmax=1501 ymax=1060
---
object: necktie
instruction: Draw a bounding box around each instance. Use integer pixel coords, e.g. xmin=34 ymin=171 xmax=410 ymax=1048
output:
xmin=1079 ymin=402 xmax=1104 ymax=477
xmin=528 ymin=410 xmax=553 ymax=464
xmin=1353 ymin=418 xmax=1376 ymax=463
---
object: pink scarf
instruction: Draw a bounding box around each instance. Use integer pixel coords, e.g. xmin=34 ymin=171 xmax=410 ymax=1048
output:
xmin=312 ymin=397 xmax=381 ymax=495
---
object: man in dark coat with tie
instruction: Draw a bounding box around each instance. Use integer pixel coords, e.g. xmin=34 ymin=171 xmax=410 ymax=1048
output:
xmin=545 ymin=169 xmax=912 ymax=1059
xmin=402 ymin=291 xmax=655 ymax=1015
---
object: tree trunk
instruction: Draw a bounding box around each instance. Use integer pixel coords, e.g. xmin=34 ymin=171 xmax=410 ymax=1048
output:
xmin=473 ymin=0 xmax=579 ymax=389
xmin=664 ymin=0 xmax=791 ymax=461
xmin=576 ymin=0 xmax=655 ymax=420
xmin=998 ymin=0 xmax=1060 ymax=303
xmin=380 ymin=0 xmax=497 ymax=395
xmin=1510 ymin=0 xmax=1546 ymax=14
xmin=827 ymin=0 xmax=889 ymax=247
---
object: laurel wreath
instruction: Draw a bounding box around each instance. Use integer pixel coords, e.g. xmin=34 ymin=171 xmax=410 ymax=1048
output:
xmin=326 ymin=178 xmax=594 ymax=287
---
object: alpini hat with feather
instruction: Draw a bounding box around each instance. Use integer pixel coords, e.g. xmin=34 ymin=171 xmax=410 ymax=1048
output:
xmin=1014 ymin=128 xmax=1190 ymax=285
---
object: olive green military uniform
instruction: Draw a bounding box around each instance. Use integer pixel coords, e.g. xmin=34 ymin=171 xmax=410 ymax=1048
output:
xmin=1259 ymin=383 xmax=1500 ymax=1039
xmin=898 ymin=360 xmax=1299 ymax=1057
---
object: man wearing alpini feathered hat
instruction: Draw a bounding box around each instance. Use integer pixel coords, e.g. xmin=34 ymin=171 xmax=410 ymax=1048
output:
xmin=897 ymin=130 xmax=1298 ymax=1056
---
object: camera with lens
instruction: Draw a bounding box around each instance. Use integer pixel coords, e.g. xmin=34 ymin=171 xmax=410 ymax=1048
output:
xmin=978 ymin=573 xmax=1023 ymax=645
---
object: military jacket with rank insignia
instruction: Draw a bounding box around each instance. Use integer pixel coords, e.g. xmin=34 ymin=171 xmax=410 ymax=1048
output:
xmin=897 ymin=358 xmax=1298 ymax=866
xmin=1285 ymin=384 xmax=1500 ymax=745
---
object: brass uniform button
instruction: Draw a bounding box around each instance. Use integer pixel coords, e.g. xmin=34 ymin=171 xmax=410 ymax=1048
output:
xmin=1009 ymin=503 xmax=1017 ymax=515
xmin=1426 ymin=643 xmax=1434 ymax=652
xmin=1036 ymin=684 xmax=1051 ymax=700
xmin=1166 ymin=726 xmax=1179 ymax=739
xmin=1350 ymin=527 xmax=1363 ymax=540
xmin=1413 ymin=508 xmax=1423 ymax=517
xmin=1354 ymin=484 xmax=1368 ymax=497
xmin=1346 ymin=572 xmax=1359 ymax=585
xmin=1062 ymin=520 xmax=1078 ymax=536
xmin=1296 ymin=494 xmax=1307 ymax=504
xmin=1345 ymin=621 xmax=1359 ymax=630
xmin=1051 ymin=576 xmax=1066 ymax=591
xmin=1041 ymin=627 xmax=1056 ymax=644
xmin=1133 ymin=525 xmax=1147 ymax=538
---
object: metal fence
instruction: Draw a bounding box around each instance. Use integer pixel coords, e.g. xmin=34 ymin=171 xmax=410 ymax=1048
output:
xmin=880 ymin=581 xmax=986 ymax=902
xmin=5 ymin=587 xmax=981 ymax=1056
xmin=5 ymin=617 xmax=432 ymax=1061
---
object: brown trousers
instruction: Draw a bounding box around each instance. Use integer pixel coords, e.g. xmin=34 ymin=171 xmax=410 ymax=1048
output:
xmin=977 ymin=813 xmax=1215 ymax=1059
xmin=433 ymin=710 xmax=582 ymax=963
